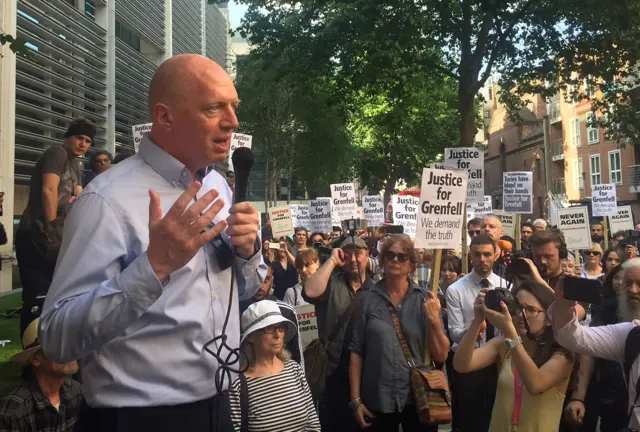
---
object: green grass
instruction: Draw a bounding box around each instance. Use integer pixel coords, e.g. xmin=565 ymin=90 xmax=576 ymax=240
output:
xmin=0 ymin=291 xmax=23 ymax=394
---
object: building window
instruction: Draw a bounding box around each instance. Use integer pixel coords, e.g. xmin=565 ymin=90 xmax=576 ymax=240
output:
xmin=85 ymin=0 xmax=95 ymax=21
xmin=590 ymin=154 xmax=601 ymax=185
xmin=570 ymin=117 xmax=581 ymax=148
xmin=587 ymin=113 xmax=599 ymax=144
xmin=573 ymin=158 xmax=584 ymax=190
xmin=115 ymin=20 xmax=141 ymax=52
xmin=609 ymin=150 xmax=622 ymax=185
xmin=584 ymin=77 xmax=597 ymax=99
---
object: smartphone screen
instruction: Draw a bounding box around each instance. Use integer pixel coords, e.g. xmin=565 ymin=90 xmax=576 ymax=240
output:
xmin=563 ymin=277 xmax=603 ymax=304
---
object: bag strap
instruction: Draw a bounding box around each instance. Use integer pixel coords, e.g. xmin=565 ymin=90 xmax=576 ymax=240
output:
xmin=386 ymin=303 xmax=415 ymax=366
xmin=624 ymin=325 xmax=640 ymax=425
xmin=239 ymin=373 xmax=249 ymax=432
xmin=294 ymin=286 xmax=299 ymax=307
xmin=324 ymin=290 xmax=362 ymax=348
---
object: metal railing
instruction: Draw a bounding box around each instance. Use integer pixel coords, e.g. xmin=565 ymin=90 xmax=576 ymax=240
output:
xmin=552 ymin=139 xmax=564 ymax=161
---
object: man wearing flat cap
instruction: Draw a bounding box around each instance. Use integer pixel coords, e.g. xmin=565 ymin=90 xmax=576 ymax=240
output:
xmin=15 ymin=118 xmax=96 ymax=334
xmin=303 ymin=236 xmax=372 ymax=431
xmin=0 ymin=319 xmax=82 ymax=431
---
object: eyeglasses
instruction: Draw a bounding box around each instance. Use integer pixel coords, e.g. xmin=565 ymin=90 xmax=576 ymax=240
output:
xmin=382 ymin=251 xmax=410 ymax=263
xmin=517 ymin=305 xmax=545 ymax=319
xmin=261 ymin=323 xmax=287 ymax=335
xmin=468 ymin=230 xmax=481 ymax=236
xmin=584 ymin=251 xmax=601 ymax=256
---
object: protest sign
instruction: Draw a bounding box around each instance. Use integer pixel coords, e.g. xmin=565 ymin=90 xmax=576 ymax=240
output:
xmin=290 ymin=204 xmax=310 ymax=229
xmin=591 ymin=184 xmax=617 ymax=217
xmin=472 ymin=195 xmax=493 ymax=217
xmin=466 ymin=204 xmax=475 ymax=221
xmin=609 ymin=205 xmax=635 ymax=233
xmin=295 ymin=304 xmax=318 ymax=348
xmin=227 ymin=133 xmax=253 ymax=171
xmin=557 ymin=206 xmax=591 ymax=250
xmin=268 ymin=205 xmax=294 ymax=238
xmin=392 ymin=195 xmax=419 ymax=239
xmin=362 ymin=195 xmax=384 ymax=227
xmin=493 ymin=210 xmax=516 ymax=238
xmin=430 ymin=162 xmax=446 ymax=170
xmin=503 ymin=172 xmax=533 ymax=214
xmin=308 ymin=198 xmax=332 ymax=233
xmin=415 ymin=168 xmax=468 ymax=249
xmin=444 ymin=147 xmax=484 ymax=204
xmin=330 ymin=183 xmax=357 ymax=222
xmin=132 ymin=123 xmax=152 ymax=153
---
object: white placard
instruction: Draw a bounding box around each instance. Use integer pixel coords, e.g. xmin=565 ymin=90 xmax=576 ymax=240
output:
xmin=132 ymin=123 xmax=152 ymax=153
xmin=362 ymin=195 xmax=384 ymax=227
xmin=472 ymin=195 xmax=493 ymax=217
xmin=557 ymin=206 xmax=592 ymax=250
xmin=493 ymin=210 xmax=516 ymax=239
xmin=330 ymin=183 xmax=357 ymax=222
xmin=227 ymin=133 xmax=253 ymax=171
xmin=591 ymin=184 xmax=617 ymax=217
xmin=430 ymin=162 xmax=446 ymax=169
xmin=308 ymin=199 xmax=332 ymax=234
xmin=466 ymin=205 xmax=475 ymax=221
xmin=290 ymin=204 xmax=310 ymax=229
xmin=609 ymin=205 xmax=635 ymax=233
xmin=392 ymin=196 xmax=419 ymax=239
xmin=444 ymin=148 xmax=484 ymax=204
xmin=415 ymin=168 xmax=468 ymax=249
xmin=268 ymin=205 xmax=294 ymax=238
xmin=295 ymin=304 xmax=318 ymax=349
xmin=503 ymin=172 xmax=533 ymax=214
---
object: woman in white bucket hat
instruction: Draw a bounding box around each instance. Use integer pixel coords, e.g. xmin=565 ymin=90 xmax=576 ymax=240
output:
xmin=229 ymin=300 xmax=320 ymax=431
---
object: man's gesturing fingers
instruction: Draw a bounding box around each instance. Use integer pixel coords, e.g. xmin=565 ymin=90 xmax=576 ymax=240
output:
xmin=149 ymin=190 xmax=163 ymax=224
xmin=188 ymin=198 xmax=226 ymax=238
xmin=164 ymin=181 xmax=203 ymax=221
xmin=181 ymin=189 xmax=219 ymax=226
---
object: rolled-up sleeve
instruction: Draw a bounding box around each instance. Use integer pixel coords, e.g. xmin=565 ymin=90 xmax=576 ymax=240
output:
xmin=39 ymin=192 xmax=164 ymax=363
xmin=233 ymin=244 xmax=267 ymax=301
xmin=550 ymin=303 xmax=632 ymax=364
xmin=446 ymin=286 xmax=465 ymax=344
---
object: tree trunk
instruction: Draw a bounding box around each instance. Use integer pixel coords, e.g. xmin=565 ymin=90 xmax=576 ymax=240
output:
xmin=271 ymin=160 xmax=279 ymax=207
xmin=287 ymin=167 xmax=293 ymax=204
xmin=383 ymin=171 xmax=397 ymax=212
xmin=264 ymin=156 xmax=270 ymax=212
xmin=459 ymin=86 xmax=478 ymax=148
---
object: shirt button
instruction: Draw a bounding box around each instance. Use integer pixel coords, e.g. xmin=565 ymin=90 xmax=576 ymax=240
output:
xmin=149 ymin=294 xmax=157 ymax=301
xmin=214 ymin=294 xmax=219 ymax=300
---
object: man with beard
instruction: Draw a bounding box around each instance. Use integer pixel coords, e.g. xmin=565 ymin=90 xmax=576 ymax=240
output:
xmin=553 ymin=258 xmax=640 ymax=431
xmin=303 ymin=237 xmax=372 ymax=432
xmin=591 ymin=221 xmax=605 ymax=245
xmin=481 ymin=215 xmax=506 ymax=278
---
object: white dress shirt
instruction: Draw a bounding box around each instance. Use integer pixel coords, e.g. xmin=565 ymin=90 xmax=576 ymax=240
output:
xmin=39 ymin=137 xmax=267 ymax=407
xmin=445 ymin=270 xmax=507 ymax=350
xmin=551 ymin=307 xmax=640 ymax=430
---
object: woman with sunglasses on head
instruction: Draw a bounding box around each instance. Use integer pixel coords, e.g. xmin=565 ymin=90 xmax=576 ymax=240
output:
xmin=581 ymin=243 xmax=604 ymax=279
xmin=229 ymin=300 xmax=320 ymax=431
xmin=453 ymin=278 xmax=574 ymax=432
xmin=348 ymin=235 xmax=449 ymax=431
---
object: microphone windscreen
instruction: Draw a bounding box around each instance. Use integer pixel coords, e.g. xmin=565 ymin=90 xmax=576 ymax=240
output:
xmin=231 ymin=147 xmax=254 ymax=172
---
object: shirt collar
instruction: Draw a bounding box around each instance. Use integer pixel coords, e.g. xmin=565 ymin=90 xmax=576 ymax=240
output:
xmin=470 ymin=270 xmax=495 ymax=286
xmin=371 ymin=278 xmax=422 ymax=303
xmin=138 ymin=134 xmax=207 ymax=188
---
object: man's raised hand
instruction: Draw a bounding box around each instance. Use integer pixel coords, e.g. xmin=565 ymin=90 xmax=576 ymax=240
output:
xmin=147 ymin=182 xmax=226 ymax=281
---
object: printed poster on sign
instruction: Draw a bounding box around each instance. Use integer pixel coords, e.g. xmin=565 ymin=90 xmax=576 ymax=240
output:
xmin=268 ymin=205 xmax=294 ymax=238
xmin=330 ymin=183 xmax=357 ymax=222
xmin=415 ymin=168 xmax=468 ymax=249
xmin=362 ymin=195 xmax=384 ymax=227
xmin=557 ymin=207 xmax=591 ymax=250
xmin=308 ymin=199 xmax=332 ymax=234
xmin=502 ymin=172 xmax=533 ymax=214
xmin=132 ymin=123 xmax=152 ymax=153
xmin=444 ymin=147 xmax=484 ymax=204
xmin=473 ymin=196 xmax=493 ymax=217
xmin=591 ymin=184 xmax=617 ymax=217
xmin=227 ymin=133 xmax=253 ymax=171
xmin=429 ymin=162 xmax=445 ymax=170
xmin=295 ymin=304 xmax=318 ymax=348
xmin=290 ymin=204 xmax=310 ymax=229
xmin=392 ymin=196 xmax=419 ymax=239
xmin=493 ymin=210 xmax=516 ymax=239
xmin=609 ymin=205 xmax=635 ymax=233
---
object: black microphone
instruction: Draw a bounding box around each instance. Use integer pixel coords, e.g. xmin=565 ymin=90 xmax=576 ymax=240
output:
xmin=231 ymin=147 xmax=254 ymax=204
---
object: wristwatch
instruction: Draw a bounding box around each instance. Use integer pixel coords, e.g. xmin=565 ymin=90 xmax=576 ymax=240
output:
xmin=504 ymin=336 xmax=523 ymax=349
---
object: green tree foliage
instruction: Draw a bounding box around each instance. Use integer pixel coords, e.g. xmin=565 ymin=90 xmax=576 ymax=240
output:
xmin=236 ymin=0 xmax=640 ymax=148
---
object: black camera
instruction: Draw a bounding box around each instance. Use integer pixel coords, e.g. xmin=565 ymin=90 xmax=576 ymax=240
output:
xmin=484 ymin=288 xmax=520 ymax=316
xmin=505 ymin=258 xmax=547 ymax=282
xmin=624 ymin=229 xmax=640 ymax=245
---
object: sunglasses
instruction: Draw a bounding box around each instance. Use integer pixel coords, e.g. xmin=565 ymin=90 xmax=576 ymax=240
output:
xmin=584 ymin=251 xmax=601 ymax=256
xmin=383 ymin=251 xmax=410 ymax=263
xmin=468 ymin=230 xmax=481 ymax=236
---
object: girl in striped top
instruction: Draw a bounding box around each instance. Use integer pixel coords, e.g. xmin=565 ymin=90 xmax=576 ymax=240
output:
xmin=229 ymin=300 xmax=320 ymax=432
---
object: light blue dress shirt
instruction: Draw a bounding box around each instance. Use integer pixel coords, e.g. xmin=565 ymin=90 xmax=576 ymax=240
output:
xmin=39 ymin=136 xmax=267 ymax=408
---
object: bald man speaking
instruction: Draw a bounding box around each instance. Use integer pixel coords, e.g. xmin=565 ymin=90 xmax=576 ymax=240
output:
xmin=39 ymin=55 xmax=267 ymax=431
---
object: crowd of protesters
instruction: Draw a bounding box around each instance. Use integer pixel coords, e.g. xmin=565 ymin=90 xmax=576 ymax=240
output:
xmin=2 ymin=52 xmax=640 ymax=432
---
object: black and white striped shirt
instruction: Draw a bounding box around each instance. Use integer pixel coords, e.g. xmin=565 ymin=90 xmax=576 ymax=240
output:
xmin=229 ymin=360 xmax=320 ymax=432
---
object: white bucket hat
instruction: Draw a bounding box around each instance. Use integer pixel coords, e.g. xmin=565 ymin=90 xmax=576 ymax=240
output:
xmin=240 ymin=300 xmax=297 ymax=345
